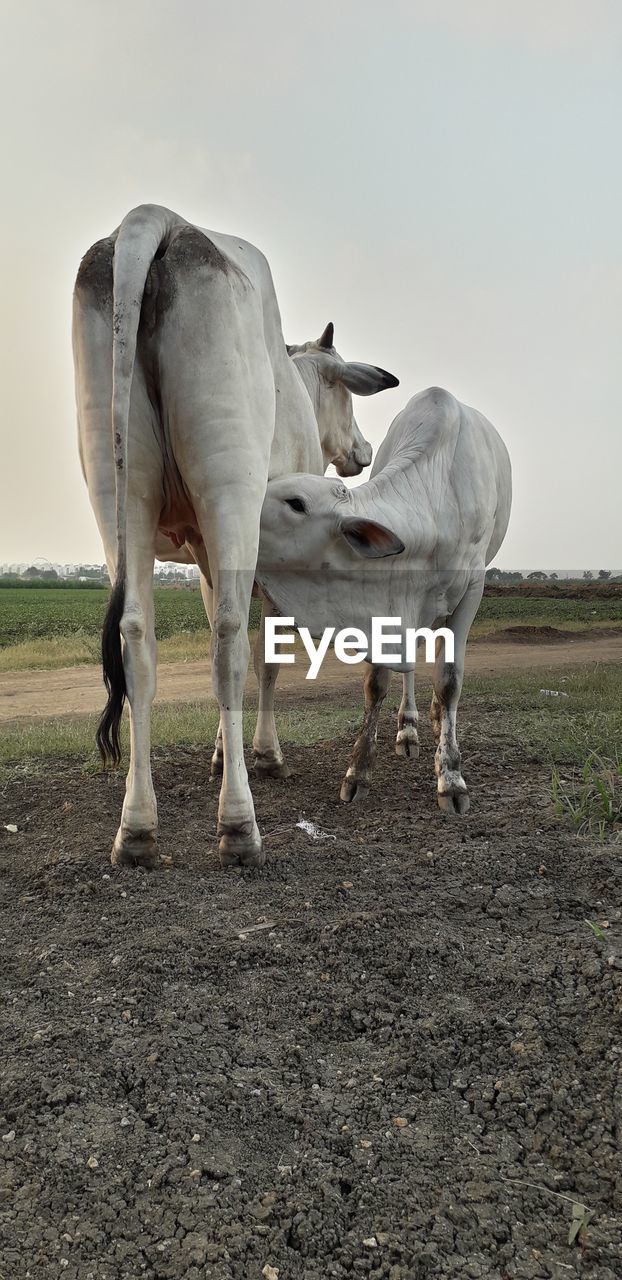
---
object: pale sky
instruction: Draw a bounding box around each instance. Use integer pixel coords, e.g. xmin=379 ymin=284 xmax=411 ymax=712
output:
xmin=1 ymin=0 xmax=620 ymax=568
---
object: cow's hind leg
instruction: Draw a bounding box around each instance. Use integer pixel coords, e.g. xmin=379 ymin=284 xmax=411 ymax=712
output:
xmin=253 ymin=597 xmax=289 ymax=779
xmin=395 ymin=670 xmax=419 ymax=758
xmin=208 ymin=564 xmax=263 ymax=866
xmin=111 ymin=522 xmax=159 ymax=867
xmin=340 ymin=665 xmax=390 ymax=802
xmin=191 ymin=482 xmax=264 ymax=866
xmin=432 ymin=579 xmax=484 ymax=816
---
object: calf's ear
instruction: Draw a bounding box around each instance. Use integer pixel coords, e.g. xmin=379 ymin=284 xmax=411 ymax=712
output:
xmin=337 ymin=363 xmax=399 ymax=396
xmin=340 ymin=517 xmax=405 ymax=559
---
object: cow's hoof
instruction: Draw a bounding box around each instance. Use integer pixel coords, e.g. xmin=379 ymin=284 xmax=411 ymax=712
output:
xmin=218 ymin=821 xmax=265 ymax=868
xmin=254 ymin=754 xmax=291 ymax=780
xmin=111 ymin=829 xmax=158 ymax=868
xmin=437 ymin=790 xmax=470 ymax=816
xmin=395 ymin=728 xmax=419 ymax=759
xmin=340 ymin=775 xmax=367 ymax=803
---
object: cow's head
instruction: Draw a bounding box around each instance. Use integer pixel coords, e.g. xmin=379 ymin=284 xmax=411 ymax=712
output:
xmin=286 ymin=322 xmax=399 ymax=477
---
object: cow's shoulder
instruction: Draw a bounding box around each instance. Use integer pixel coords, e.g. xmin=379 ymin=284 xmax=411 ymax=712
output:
xmin=74 ymin=236 xmax=116 ymax=310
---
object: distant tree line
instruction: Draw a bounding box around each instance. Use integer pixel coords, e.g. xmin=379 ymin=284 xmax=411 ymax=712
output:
xmin=0 ymin=568 xmax=201 ymax=589
xmin=486 ymin=568 xmax=618 ymax=584
xmin=1 ymin=567 xmax=620 ymax=590
xmin=0 ymin=576 xmax=108 ymax=590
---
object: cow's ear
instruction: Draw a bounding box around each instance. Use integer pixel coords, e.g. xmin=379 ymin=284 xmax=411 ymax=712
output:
xmin=340 ymin=517 xmax=404 ymax=559
xmin=337 ymin=363 xmax=399 ymax=396
xmin=286 ymin=343 xmax=297 ymax=356
xmin=317 ymin=321 xmax=334 ymax=349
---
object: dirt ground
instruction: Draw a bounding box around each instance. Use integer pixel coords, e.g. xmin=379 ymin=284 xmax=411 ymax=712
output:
xmin=1 ymin=695 xmax=621 ymax=1279
xmin=1 ymin=630 xmax=622 ymax=722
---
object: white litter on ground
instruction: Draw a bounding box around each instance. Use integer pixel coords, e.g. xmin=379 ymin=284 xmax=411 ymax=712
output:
xmin=539 ymin=689 xmax=569 ymax=698
xmin=295 ymin=819 xmax=337 ymax=842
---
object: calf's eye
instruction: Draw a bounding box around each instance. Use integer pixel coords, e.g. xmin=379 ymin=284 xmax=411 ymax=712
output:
xmin=285 ymin=497 xmax=307 ymax=514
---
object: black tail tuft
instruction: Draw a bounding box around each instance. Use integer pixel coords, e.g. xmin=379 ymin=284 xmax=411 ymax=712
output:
xmin=96 ymin=577 xmax=126 ymax=767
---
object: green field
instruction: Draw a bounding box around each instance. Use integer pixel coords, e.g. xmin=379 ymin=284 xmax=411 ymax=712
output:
xmin=0 ymin=586 xmax=212 ymax=646
xmin=0 ymin=587 xmax=265 ymax=668
xmin=472 ymin=595 xmax=622 ymax=629
xmin=1 ymin=587 xmax=622 ymax=673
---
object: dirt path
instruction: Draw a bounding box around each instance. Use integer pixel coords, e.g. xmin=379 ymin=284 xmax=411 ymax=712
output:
xmin=1 ymin=632 xmax=621 ymax=722
xmin=1 ymin=724 xmax=621 ymax=1277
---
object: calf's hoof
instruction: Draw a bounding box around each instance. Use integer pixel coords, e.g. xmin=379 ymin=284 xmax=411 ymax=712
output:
xmin=395 ymin=728 xmax=419 ymax=760
xmin=218 ymin=820 xmax=265 ymax=868
xmin=254 ymin=753 xmax=291 ymax=780
xmin=437 ymin=789 xmax=470 ymax=816
xmin=111 ymin=828 xmax=158 ymax=869
xmin=340 ymin=775 xmax=367 ymax=804
xmin=210 ymin=754 xmax=224 ymax=780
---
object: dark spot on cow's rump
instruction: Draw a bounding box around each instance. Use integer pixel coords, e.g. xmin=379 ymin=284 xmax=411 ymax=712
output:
xmin=170 ymin=226 xmax=231 ymax=275
xmin=150 ymin=225 xmax=247 ymax=320
xmin=74 ymin=237 xmax=115 ymax=310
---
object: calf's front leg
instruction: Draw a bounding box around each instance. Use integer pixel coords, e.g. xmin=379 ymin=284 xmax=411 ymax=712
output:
xmin=340 ymin=665 xmax=391 ymax=802
xmin=432 ymin=579 xmax=483 ymax=815
xmin=396 ymin=669 xmax=419 ymax=758
xmin=252 ymin=597 xmax=290 ymax=778
xmin=199 ymin=575 xmax=225 ymax=781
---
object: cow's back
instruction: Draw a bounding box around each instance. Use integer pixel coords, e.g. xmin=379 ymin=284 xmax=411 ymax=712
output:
xmin=370 ymin=387 xmax=511 ymax=569
xmin=449 ymin=401 xmax=512 ymax=566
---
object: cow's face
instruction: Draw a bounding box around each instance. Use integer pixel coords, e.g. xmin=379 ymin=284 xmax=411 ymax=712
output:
xmin=258 ymin=474 xmax=404 ymax=574
xmin=286 ymin=323 xmax=398 ymax=477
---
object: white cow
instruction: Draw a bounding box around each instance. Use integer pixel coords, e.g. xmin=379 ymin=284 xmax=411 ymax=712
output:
xmin=207 ymin=319 xmax=397 ymax=784
xmin=257 ymin=386 xmax=512 ymax=811
xmin=73 ymin=203 xmax=398 ymax=868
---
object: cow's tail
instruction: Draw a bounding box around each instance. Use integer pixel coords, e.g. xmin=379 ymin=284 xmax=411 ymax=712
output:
xmin=96 ymin=204 xmax=180 ymax=766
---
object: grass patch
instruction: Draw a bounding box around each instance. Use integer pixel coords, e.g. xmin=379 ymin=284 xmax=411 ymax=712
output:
xmin=157 ymin=632 xmax=211 ymax=663
xmin=552 ymin=753 xmax=622 ymax=838
xmin=2 ymin=664 xmax=620 ymax=784
xmin=0 ymin=634 xmax=101 ymax=672
xmin=0 ymin=697 xmax=362 ymax=769
xmin=0 ymin=629 xmax=259 ymax=672
xmin=460 ymin=664 xmax=622 ymax=764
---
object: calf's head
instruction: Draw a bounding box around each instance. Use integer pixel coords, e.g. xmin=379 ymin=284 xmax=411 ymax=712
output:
xmin=259 ymin=474 xmax=404 ymax=572
xmin=287 ymin=323 xmax=398 ymax=477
